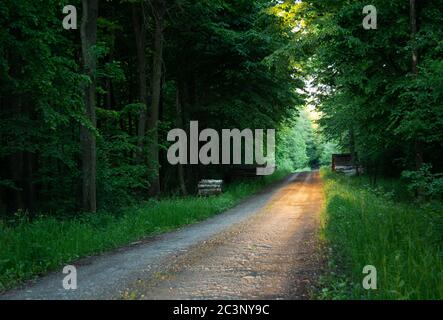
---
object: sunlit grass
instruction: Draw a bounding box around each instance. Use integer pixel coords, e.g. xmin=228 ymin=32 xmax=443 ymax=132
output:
xmin=0 ymin=170 xmax=290 ymax=292
xmin=318 ymin=169 xmax=443 ymax=300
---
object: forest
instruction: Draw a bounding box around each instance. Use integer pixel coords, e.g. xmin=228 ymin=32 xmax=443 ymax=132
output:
xmin=0 ymin=0 xmax=330 ymax=216
xmin=0 ymin=0 xmax=442 ymax=300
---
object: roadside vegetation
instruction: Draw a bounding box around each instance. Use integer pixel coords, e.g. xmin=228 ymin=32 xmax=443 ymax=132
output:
xmin=306 ymin=0 xmax=443 ymax=300
xmin=318 ymin=169 xmax=443 ymax=300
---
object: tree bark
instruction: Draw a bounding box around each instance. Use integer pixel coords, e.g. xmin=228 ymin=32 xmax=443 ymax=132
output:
xmin=80 ymin=0 xmax=98 ymax=212
xmin=24 ymin=151 xmax=36 ymax=214
xmin=8 ymin=151 xmax=24 ymax=213
xmin=175 ymin=85 xmax=187 ymax=195
xmin=132 ymin=3 xmax=149 ymax=160
xmin=410 ymin=0 xmax=418 ymax=75
xmin=410 ymin=0 xmax=424 ymax=199
xmin=349 ymin=128 xmax=359 ymax=175
xmin=410 ymin=0 xmax=423 ymax=172
xmin=147 ymin=0 xmax=165 ymax=196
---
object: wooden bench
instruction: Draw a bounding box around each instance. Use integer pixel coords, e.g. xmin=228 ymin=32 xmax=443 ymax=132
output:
xmin=198 ymin=179 xmax=224 ymax=196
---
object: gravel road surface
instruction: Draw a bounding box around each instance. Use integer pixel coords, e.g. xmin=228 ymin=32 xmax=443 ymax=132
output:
xmin=1 ymin=171 xmax=324 ymax=300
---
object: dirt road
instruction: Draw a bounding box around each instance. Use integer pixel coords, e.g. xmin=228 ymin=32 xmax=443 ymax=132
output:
xmin=1 ymin=171 xmax=324 ymax=300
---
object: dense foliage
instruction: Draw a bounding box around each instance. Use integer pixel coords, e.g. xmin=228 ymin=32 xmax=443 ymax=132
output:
xmin=1 ymin=0 xmax=442 ymax=299
xmin=0 ymin=0 xmax=318 ymax=216
xmin=296 ymin=0 xmax=443 ymax=195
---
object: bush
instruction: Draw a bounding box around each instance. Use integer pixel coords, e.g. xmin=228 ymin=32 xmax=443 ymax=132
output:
xmin=402 ymin=164 xmax=443 ymax=200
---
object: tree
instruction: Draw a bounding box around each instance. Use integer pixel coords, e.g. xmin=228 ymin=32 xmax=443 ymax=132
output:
xmin=146 ymin=0 xmax=165 ymax=196
xmin=80 ymin=0 xmax=99 ymax=212
xmin=175 ymin=86 xmax=188 ymax=195
xmin=409 ymin=0 xmax=423 ymax=172
xmin=0 ymin=0 xmax=307 ymax=215
xmin=299 ymin=0 xmax=443 ymax=178
xmin=132 ymin=1 xmax=149 ymax=160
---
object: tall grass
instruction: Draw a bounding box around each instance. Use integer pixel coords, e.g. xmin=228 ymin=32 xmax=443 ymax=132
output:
xmin=0 ymin=170 xmax=290 ymax=292
xmin=319 ymin=169 xmax=443 ymax=300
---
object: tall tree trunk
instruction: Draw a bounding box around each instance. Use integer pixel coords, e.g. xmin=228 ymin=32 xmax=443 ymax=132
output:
xmin=410 ymin=0 xmax=423 ymax=171
xmin=349 ymin=128 xmax=359 ymax=175
xmin=410 ymin=0 xmax=424 ymax=198
xmin=410 ymin=0 xmax=418 ymax=75
xmin=8 ymin=151 xmax=24 ymax=213
xmin=147 ymin=0 xmax=165 ymax=196
xmin=80 ymin=0 xmax=98 ymax=212
xmin=25 ymin=151 xmax=36 ymax=214
xmin=175 ymin=85 xmax=187 ymax=195
xmin=5 ymin=51 xmax=25 ymax=214
xmin=132 ymin=3 xmax=149 ymax=160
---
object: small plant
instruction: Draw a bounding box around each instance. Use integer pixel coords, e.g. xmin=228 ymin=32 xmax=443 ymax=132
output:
xmin=402 ymin=164 xmax=443 ymax=200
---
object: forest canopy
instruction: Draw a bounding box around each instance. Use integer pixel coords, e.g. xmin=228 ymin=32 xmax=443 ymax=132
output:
xmin=300 ymin=0 xmax=443 ymax=184
xmin=0 ymin=0 xmax=318 ymax=216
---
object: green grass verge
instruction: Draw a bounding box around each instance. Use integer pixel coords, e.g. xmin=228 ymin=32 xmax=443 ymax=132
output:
xmin=318 ymin=168 xmax=443 ymax=300
xmin=0 ymin=170 xmax=290 ymax=292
